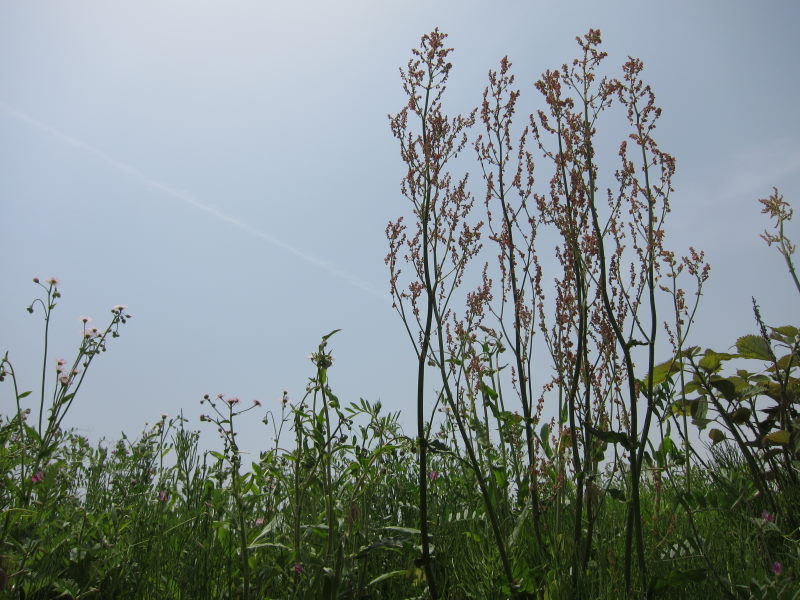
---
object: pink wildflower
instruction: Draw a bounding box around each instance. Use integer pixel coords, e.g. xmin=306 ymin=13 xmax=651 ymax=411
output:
xmin=158 ymin=490 xmax=169 ymax=503
xmin=762 ymin=510 xmax=775 ymax=523
xmin=429 ymin=470 xmax=440 ymax=481
xmin=293 ymin=563 xmax=303 ymax=574
xmin=45 ymin=277 xmax=59 ymax=286
xmin=771 ymin=561 xmax=782 ymax=576
xmin=252 ymin=399 xmax=262 ymax=407
xmin=226 ymin=397 xmax=240 ymax=406
xmin=255 ymin=517 xmax=265 ymax=526
xmin=79 ymin=316 xmax=92 ymax=324
xmin=58 ymin=375 xmax=70 ymax=386
xmin=31 ymin=471 xmax=44 ymax=484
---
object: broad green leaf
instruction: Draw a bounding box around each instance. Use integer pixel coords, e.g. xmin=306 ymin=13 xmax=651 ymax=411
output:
xmin=587 ymin=426 xmax=634 ymax=450
xmin=728 ymin=407 xmax=751 ymax=424
xmin=708 ymin=429 xmax=725 ymax=445
xmin=692 ymin=398 xmax=709 ymax=423
xmin=480 ymin=381 xmax=498 ymax=401
xmin=709 ymin=378 xmax=737 ymax=402
xmin=736 ymin=335 xmax=773 ymax=361
xmin=763 ymin=430 xmax=791 ymax=446
xmin=774 ymin=353 xmax=799 ymax=371
xmin=681 ymin=380 xmax=701 ymax=395
xmin=645 ymin=359 xmax=680 ymax=389
xmin=540 ymin=423 xmax=553 ymax=459
xmin=770 ymin=325 xmax=799 ymax=343
xmin=669 ymin=398 xmax=707 ymax=420
xmin=698 ymin=350 xmax=735 ymax=372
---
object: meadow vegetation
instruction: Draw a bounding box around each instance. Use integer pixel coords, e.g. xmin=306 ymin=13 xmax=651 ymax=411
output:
xmin=1 ymin=29 xmax=798 ymax=599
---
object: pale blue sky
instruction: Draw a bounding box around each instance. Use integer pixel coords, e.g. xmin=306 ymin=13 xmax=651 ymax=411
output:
xmin=2 ymin=1 xmax=798 ymax=455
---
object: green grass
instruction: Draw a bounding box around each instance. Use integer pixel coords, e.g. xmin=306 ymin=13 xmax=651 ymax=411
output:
xmin=1 ymin=356 xmax=797 ymax=599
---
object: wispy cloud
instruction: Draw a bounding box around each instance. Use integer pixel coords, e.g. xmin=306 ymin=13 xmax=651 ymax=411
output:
xmin=0 ymin=102 xmax=388 ymax=303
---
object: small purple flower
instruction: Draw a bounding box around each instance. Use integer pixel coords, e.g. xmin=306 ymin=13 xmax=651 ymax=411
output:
xmin=771 ymin=561 xmax=782 ymax=576
xmin=255 ymin=517 xmax=265 ymax=527
xmin=158 ymin=490 xmax=169 ymax=503
xmin=30 ymin=471 xmax=44 ymax=484
xmin=293 ymin=562 xmax=303 ymax=574
xmin=762 ymin=510 xmax=775 ymax=523
xmin=429 ymin=470 xmax=440 ymax=481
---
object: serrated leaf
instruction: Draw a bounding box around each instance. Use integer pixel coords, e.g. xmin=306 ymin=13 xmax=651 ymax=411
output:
xmin=736 ymin=335 xmax=773 ymax=361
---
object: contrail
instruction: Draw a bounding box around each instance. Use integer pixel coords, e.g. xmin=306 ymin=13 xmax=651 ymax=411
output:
xmin=0 ymin=102 xmax=388 ymax=303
